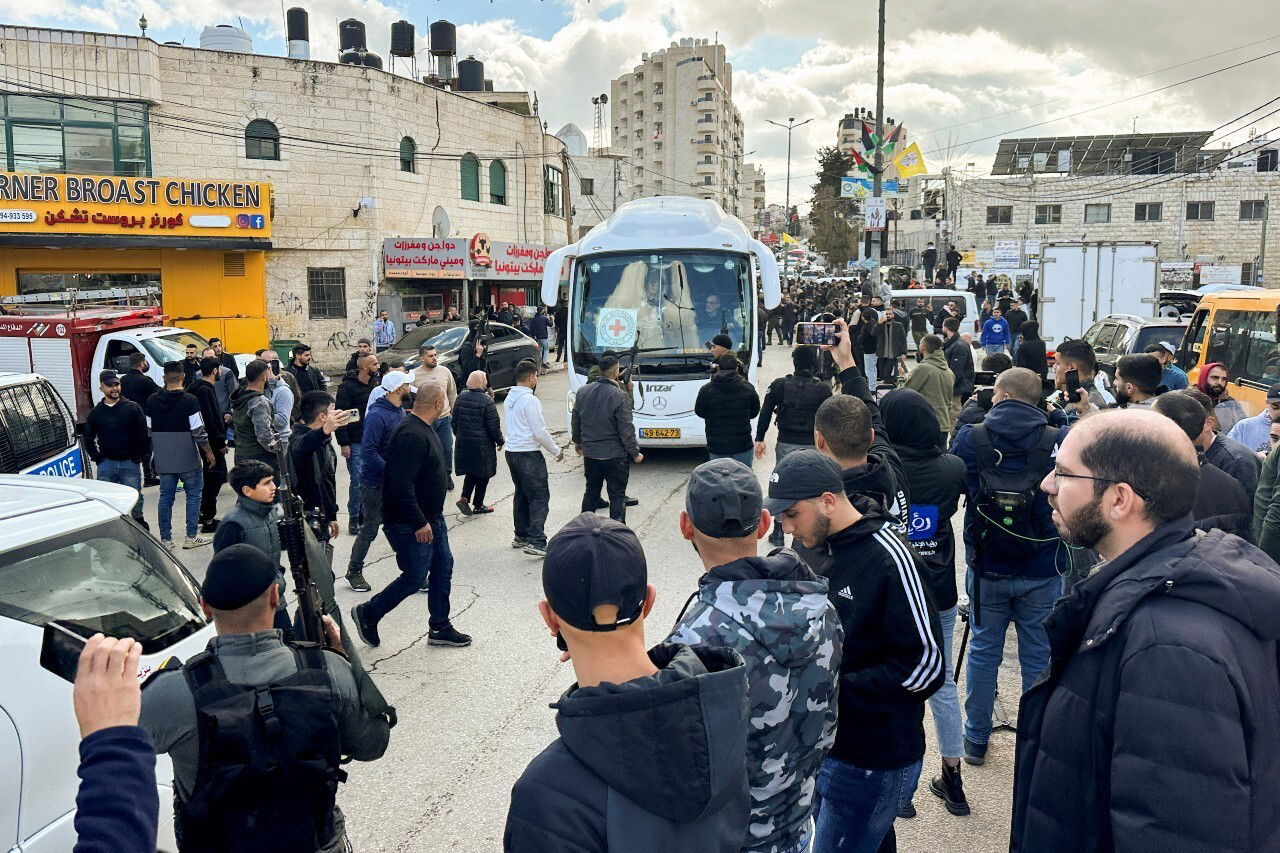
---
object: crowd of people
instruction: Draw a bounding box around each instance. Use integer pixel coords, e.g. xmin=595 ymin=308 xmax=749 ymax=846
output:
xmin=67 ymin=289 xmax=1280 ymax=853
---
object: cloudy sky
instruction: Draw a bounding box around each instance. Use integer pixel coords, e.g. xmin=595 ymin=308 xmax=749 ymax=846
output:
xmin=4 ymin=0 xmax=1276 ymax=207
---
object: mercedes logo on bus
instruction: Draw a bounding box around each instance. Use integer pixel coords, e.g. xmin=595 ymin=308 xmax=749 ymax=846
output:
xmin=649 ymin=396 xmax=668 ymax=411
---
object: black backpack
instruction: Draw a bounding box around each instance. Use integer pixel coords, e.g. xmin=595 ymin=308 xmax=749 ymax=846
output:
xmin=175 ymin=645 xmax=344 ymax=852
xmin=971 ymin=423 xmax=1059 ymax=566
xmin=776 ymin=373 xmax=826 ymax=435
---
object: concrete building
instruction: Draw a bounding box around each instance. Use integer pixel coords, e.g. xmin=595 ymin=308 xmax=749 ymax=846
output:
xmin=610 ymin=38 xmax=746 ymax=217
xmin=837 ymin=111 xmax=908 ymax=182
xmin=951 ymin=132 xmax=1279 ymax=284
xmin=744 ymin=163 xmax=767 ymax=234
xmin=0 ymin=23 xmax=571 ymax=368
xmin=556 ymin=123 xmax=629 ymax=239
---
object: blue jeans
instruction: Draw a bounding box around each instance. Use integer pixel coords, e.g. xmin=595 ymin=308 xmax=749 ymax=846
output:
xmin=813 ymin=755 xmax=918 ymax=852
xmin=97 ymin=458 xmax=144 ymax=522
xmin=158 ymin=468 xmax=203 ymax=540
xmin=863 ymin=355 xmax=878 ymax=389
xmin=433 ymin=416 xmax=454 ymax=478
xmin=984 ymin=343 xmax=1005 ymax=357
xmin=898 ymin=605 xmax=963 ymax=807
xmin=709 ymin=449 xmax=754 ymax=468
xmin=345 ymin=442 xmax=363 ymax=520
xmin=366 ymin=517 xmax=454 ymax=629
xmin=538 ymin=337 xmax=551 ymax=366
xmin=963 ymin=572 xmax=1058 ymax=745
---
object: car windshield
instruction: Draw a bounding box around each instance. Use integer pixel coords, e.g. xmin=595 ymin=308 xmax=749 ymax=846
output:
xmin=142 ymin=331 xmax=210 ymax=365
xmin=391 ymin=324 xmax=466 ymax=353
xmin=1133 ymin=325 xmax=1186 ymax=354
xmin=572 ymin=251 xmax=752 ymax=364
xmin=0 ymin=517 xmax=206 ymax=653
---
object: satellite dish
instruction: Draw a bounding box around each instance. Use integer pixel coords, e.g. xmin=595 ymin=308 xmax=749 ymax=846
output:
xmin=432 ymin=206 xmax=451 ymax=238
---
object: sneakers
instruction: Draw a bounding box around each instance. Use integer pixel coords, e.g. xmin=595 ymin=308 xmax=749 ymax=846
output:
xmin=929 ymin=763 xmax=971 ymax=816
xmin=182 ymin=535 xmax=212 ymax=549
xmin=963 ymin=738 xmax=987 ymax=766
xmin=199 ymin=519 xmax=220 ymax=534
xmin=160 ymin=539 xmax=175 ymax=551
xmin=345 ymin=571 xmax=371 ymax=592
xmin=456 ymin=499 xmax=474 ymax=516
xmin=511 ymin=537 xmax=527 ymax=549
xmin=428 ymin=625 xmax=472 ymax=647
xmin=897 ymin=801 xmax=917 ymax=819
xmin=350 ymin=603 xmax=380 ymax=647
xmin=473 ymin=505 xmax=495 ymax=514
xmin=524 ymin=543 xmax=548 ymax=558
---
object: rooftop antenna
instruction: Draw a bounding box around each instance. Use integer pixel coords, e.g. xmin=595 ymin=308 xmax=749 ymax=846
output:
xmin=591 ymin=93 xmax=609 ymax=150
xmin=138 ymin=14 xmax=148 ymax=36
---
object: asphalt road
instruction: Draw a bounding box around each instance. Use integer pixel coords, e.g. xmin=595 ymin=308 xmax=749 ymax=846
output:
xmin=156 ymin=344 xmax=1029 ymax=852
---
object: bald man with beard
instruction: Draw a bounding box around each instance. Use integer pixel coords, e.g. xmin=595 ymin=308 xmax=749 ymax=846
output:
xmin=1010 ymin=410 xmax=1280 ymax=853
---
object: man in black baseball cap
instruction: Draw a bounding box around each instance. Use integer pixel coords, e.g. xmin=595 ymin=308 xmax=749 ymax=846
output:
xmin=669 ymin=460 xmax=842 ymax=853
xmin=769 ymin=450 xmax=943 ymax=852
xmin=506 ymin=513 xmax=752 ymax=852
xmin=140 ymin=543 xmax=392 ymax=852
xmin=84 ymin=367 xmax=150 ymax=527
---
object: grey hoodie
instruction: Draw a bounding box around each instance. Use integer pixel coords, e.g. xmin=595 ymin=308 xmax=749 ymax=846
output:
xmin=669 ymin=550 xmax=843 ymax=852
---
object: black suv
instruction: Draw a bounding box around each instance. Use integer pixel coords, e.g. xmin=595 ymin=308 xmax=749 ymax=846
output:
xmin=1077 ymin=314 xmax=1187 ymax=378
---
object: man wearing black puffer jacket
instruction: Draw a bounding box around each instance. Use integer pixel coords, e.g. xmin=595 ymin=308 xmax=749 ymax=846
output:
xmin=695 ymin=354 xmax=760 ymax=467
xmin=1013 ymin=410 xmax=1280 ymax=853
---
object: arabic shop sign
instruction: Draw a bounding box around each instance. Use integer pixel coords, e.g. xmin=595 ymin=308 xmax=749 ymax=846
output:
xmin=384 ymin=236 xmax=556 ymax=280
xmin=383 ymin=238 xmax=467 ymax=279
xmin=0 ymin=172 xmax=272 ymax=238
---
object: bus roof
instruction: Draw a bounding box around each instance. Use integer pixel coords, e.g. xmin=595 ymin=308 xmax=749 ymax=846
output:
xmin=574 ymin=196 xmax=757 ymax=255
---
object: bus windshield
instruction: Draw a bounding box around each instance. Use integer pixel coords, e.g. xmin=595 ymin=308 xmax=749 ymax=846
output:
xmin=572 ymin=251 xmax=752 ymax=364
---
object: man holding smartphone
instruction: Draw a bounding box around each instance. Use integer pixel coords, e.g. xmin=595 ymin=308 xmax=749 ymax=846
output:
xmin=289 ymin=391 xmax=355 ymax=543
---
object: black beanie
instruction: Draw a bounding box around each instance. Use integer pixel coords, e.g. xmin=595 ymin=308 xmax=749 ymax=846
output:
xmin=792 ymin=345 xmax=819 ymax=372
xmin=201 ymin=543 xmax=279 ymax=610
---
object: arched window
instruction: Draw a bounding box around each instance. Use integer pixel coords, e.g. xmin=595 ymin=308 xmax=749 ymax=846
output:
xmin=399 ymin=136 xmax=416 ymax=173
xmin=244 ymin=119 xmax=279 ymax=161
xmin=489 ymin=159 xmax=507 ymax=205
xmin=459 ymin=153 xmax=480 ymax=201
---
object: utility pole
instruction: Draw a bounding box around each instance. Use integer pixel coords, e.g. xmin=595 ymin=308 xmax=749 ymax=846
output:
xmin=766 ymin=116 xmax=813 ymax=287
xmin=1260 ymin=193 xmax=1270 ymax=286
xmin=871 ymin=0 xmax=886 ymax=291
xmin=561 ymin=149 xmax=574 ymax=242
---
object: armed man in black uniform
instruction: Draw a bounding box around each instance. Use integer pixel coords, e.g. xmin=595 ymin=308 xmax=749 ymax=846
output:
xmin=139 ymin=544 xmax=392 ymax=852
xmin=754 ymin=345 xmax=833 ymax=546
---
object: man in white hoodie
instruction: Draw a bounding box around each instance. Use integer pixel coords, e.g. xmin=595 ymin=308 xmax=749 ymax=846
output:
xmin=503 ymin=360 xmax=563 ymax=558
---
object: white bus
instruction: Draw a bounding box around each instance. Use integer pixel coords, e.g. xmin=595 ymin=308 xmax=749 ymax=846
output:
xmin=541 ymin=197 xmax=781 ymax=448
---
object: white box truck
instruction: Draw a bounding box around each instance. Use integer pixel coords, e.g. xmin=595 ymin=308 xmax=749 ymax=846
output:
xmin=1035 ymin=241 xmax=1160 ymax=344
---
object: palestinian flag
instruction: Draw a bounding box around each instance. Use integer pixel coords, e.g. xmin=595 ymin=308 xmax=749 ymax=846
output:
xmin=883 ymin=124 xmax=902 ymax=154
xmin=849 ymin=147 xmax=881 ymax=176
xmin=861 ymin=120 xmax=878 ymax=153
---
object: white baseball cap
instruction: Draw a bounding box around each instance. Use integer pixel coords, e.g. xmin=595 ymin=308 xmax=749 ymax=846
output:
xmin=380 ymin=370 xmax=413 ymax=392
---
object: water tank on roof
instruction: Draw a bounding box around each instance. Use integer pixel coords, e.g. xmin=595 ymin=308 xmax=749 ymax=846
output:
xmin=457 ymin=56 xmax=484 ymax=92
xmin=430 ymin=20 xmax=456 ymax=55
xmin=483 ymin=79 xmax=494 ymax=92
xmin=390 ymin=20 xmax=415 ymax=57
xmin=286 ymin=8 xmax=309 ymax=59
xmin=339 ymin=18 xmax=366 ymax=52
xmin=339 ymin=50 xmax=363 ymax=65
xmin=200 ymin=25 xmax=253 ymax=53
xmin=361 ymin=52 xmax=382 ymax=70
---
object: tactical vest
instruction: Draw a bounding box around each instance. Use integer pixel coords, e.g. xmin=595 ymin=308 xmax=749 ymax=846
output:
xmin=175 ymin=644 xmax=344 ymax=853
xmin=972 ymin=423 xmax=1059 ymax=570
xmin=776 ymin=373 xmax=827 ymax=436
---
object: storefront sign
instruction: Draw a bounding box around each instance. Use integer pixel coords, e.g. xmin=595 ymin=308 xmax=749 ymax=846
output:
xmin=468 ymin=240 xmax=556 ymax=280
xmin=1160 ymin=262 xmax=1195 ymax=288
xmin=383 ymin=238 xmax=466 ymax=279
xmin=994 ymin=240 xmax=1021 ymax=266
xmin=1197 ymin=263 xmax=1244 ymax=286
xmin=0 ymin=172 xmax=271 ymax=238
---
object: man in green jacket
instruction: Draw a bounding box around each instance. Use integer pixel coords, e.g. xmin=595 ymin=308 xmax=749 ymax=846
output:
xmin=904 ymin=334 xmax=956 ymax=436
xmin=1253 ymin=444 xmax=1280 ymax=562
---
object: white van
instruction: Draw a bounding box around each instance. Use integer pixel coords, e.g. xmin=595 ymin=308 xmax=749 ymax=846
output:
xmin=891 ymin=288 xmax=981 ymax=350
xmin=0 ymin=475 xmax=214 ymax=851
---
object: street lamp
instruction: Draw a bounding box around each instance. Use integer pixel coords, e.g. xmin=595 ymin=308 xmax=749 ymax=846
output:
xmin=766 ymin=117 xmax=813 ymax=286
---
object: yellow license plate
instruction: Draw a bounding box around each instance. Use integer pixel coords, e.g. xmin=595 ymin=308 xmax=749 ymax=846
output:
xmin=640 ymin=428 xmax=681 ymax=439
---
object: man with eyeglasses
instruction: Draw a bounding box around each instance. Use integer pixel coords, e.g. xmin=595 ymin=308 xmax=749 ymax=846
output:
xmin=1011 ymin=409 xmax=1280 ymax=853
xmin=949 ymin=366 xmax=1064 ymax=768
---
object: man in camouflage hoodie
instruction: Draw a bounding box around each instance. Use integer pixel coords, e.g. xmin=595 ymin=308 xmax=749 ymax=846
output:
xmin=669 ymin=459 xmax=843 ymax=853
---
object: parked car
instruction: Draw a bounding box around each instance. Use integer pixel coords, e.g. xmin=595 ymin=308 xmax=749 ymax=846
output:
xmin=1076 ymin=314 xmax=1188 ymax=379
xmin=0 ymin=372 xmax=83 ymax=478
xmin=375 ymin=320 xmax=542 ymax=391
xmin=0 ymin=474 xmax=214 ymax=852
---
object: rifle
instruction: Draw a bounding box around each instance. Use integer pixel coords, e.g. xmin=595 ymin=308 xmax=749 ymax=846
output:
xmin=272 ymin=428 xmax=325 ymax=645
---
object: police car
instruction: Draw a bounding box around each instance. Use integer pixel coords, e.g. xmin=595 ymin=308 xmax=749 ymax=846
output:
xmin=0 ymin=475 xmax=214 ymax=851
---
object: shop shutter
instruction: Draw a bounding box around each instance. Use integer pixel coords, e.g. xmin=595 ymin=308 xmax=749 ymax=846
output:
xmin=460 ymin=153 xmax=480 ymax=201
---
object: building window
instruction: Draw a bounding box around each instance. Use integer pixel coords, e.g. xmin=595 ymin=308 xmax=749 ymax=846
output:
xmin=1186 ymin=201 xmax=1215 ymax=221
xmin=307 ymin=268 xmax=346 ymax=320
xmin=244 ymin=119 xmax=279 ymax=161
xmin=544 ymin=165 xmax=564 ymax=216
xmin=986 ymin=206 xmax=1012 ymax=225
xmin=1 ymin=94 xmax=151 ymax=175
xmin=1084 ymin=203 xmax=1112 ymax=224
xmin=1034 ymin=204 xmax=1061 ymax=225
xmin=580 ymin=178 xmax=595 ymax=196
xmin=1259 ymin=149 xmax=1278 ymax=172
xmin=1134 ymin=202 xmax=1163 ymax=222
xmin=489 ymin=159 xmax=507 ymax=205
xmin=459 ymin=153 xmax=480 ymax=201
xmin=399 ymin=136 xmax=416 ymax=173
xmin=1240 ymin=199 xmax=1267 ymax=221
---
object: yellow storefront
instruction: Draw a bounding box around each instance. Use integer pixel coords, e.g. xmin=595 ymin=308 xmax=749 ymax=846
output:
xmin=0 ymin=172 xmax=272 ymax=352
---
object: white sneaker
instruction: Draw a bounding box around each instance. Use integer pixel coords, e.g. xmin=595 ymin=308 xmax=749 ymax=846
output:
xmin=182 ymin=535 xmax=212 ymax=549
xmin=160 ymin=539 xmax=176 ymax=551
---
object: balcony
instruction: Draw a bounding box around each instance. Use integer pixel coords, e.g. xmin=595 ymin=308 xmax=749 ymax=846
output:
xmin=696 ymin=140 xmax=718 ymax=154
xmin=697 ymin=74 xmax=716 ymax=90
xmin=696 ymin=158 xmax=715 ymax=173
xmin=696 ymin=115 xmax=717 ymax=125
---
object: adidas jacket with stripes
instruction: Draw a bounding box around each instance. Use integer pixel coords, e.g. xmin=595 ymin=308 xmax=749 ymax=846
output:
xmin=822 ymin=495 xmax=945 ymax=771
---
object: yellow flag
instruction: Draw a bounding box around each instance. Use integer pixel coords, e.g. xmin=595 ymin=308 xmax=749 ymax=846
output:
xmin=894 ymin=142 xmax=928 ymax=178
xmin=781 ymin=232 xmax=798 ymax=244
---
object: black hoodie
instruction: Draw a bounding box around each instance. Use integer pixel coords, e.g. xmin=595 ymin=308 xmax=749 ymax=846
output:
xmin=695 ymin=368 xmax=761 ymax=455
xmin=504 ymin=644 xmax=750 ymax=852
xmin=822 ymin=497 xmax=944 ymax=770
xmin=881 ymin=389 xmax=966 ymax=610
